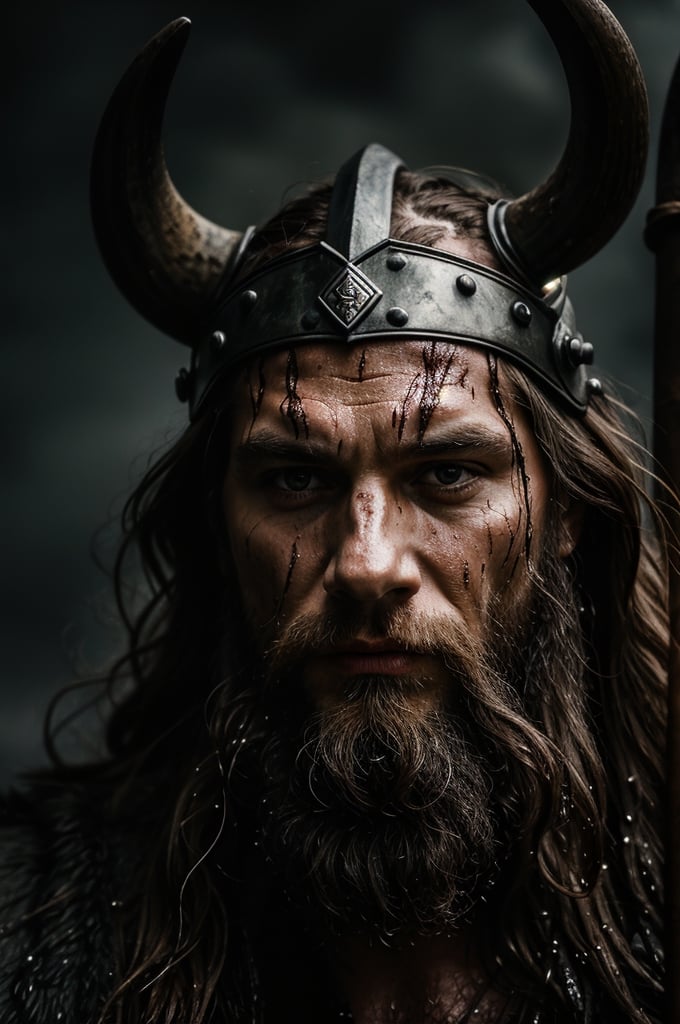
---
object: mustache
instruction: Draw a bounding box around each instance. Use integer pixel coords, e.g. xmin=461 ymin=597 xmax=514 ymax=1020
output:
xmin=264 ymin=607 xmax=489 ymax=677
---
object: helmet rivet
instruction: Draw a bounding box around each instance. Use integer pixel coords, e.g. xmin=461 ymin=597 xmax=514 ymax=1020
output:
xmin=456 ymin=274 xmax=477 ymax=296
xmin=386 ymin=252 xmax=407 ymax=271
xmin=587 ymin=377 xmax=603 ymax=396
xmin=568 ymin=337 xmax=594 ymax=365
xmin=511 ymin=300 xmax=532 ymax=326
xmin=211 ymin=330 xmax=226 ymax=352
xmin=240 ymin=289 xmax=258 ymax=309
xmin=386 ymin=306 xmax=409 ymax=327
xmin=175 ymin=367 xmax=191 ymax=403
xmin=301 ymin=308 xmax=321 ymax=330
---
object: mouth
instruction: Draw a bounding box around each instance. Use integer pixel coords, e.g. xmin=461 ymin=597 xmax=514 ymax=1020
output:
xmin=314 ymin=639 xmax=428 ymax=677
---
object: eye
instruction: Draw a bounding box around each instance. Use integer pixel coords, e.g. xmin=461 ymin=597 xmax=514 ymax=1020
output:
xmin=418 ymin=463 xmax=476 ymax=488
xmin=279 ymin=468 xmax=316 ymax=492
xmin=431 ymin=465 xmax=467 ymax=486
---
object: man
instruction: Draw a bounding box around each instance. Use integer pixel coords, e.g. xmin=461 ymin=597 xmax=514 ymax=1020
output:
xmin=0 ymin=1 xmax=668 ymax=1022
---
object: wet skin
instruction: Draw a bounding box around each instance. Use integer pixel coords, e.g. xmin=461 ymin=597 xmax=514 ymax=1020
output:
xmin=223 ymin=340 xmax=576 ymax=711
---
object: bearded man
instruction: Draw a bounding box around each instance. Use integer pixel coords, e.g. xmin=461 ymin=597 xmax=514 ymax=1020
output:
xmin=0 ymin=2 xmax=669 ymax=1023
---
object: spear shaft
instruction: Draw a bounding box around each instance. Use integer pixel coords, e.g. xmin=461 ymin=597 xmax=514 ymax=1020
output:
xmin=645 ymin=52 xmax=680 ymax=1024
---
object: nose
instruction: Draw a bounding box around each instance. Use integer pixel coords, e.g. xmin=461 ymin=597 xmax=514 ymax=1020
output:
xmin=323 ymin=484 xmax=421 ymax=606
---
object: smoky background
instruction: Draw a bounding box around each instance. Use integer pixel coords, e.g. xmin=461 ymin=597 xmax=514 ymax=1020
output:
xmin=3 ymin=0 xmax=679 ymax=784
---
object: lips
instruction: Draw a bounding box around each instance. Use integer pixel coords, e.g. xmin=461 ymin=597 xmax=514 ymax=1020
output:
xmin=315 ymin=640 xmax=425 ymax=676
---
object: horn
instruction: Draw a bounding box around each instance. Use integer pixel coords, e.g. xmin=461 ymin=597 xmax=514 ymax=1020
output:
xmin=488 ymin=0 xmax=649 ymax=287
xmin=90 ymin=18 xmax=242 ymax=345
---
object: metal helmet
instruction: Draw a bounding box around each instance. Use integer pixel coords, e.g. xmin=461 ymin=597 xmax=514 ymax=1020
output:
xmin=90 ymin=1 xmax=649 ymax=419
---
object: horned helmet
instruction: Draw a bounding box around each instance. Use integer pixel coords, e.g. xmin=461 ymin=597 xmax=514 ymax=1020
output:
xmin=90 ymin=0 xmax=649 ymax=420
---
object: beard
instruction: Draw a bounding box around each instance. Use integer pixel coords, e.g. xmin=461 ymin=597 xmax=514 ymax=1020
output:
xmin=220 ymin=539 xmax=590 ymax=942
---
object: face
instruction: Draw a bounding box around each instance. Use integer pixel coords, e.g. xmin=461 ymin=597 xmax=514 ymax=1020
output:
xmin=223 ymin=340 xmax=566 ymax=712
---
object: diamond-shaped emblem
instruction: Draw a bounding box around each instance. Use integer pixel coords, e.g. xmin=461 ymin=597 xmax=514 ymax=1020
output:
xmin=319 ymin=264 xmax=382 ymax=330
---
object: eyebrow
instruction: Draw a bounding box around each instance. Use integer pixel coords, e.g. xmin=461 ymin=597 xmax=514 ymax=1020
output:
xmin=233 ymin=424 xmax=513 ymax=465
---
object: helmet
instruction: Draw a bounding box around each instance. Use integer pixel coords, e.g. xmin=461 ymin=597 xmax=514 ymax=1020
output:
xmin=90 ymin=1 xmax=649 ymax=418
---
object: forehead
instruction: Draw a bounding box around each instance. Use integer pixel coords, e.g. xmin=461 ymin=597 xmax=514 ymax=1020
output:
xmin=232 ymin=339 xmax=512 ymax=438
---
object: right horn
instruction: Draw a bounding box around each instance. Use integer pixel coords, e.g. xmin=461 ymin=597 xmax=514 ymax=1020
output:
xmin=488 ymin=0 xmax=649 ymax=288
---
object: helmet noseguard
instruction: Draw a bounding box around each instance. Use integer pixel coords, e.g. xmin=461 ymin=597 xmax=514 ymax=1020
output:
xmin=90 ymin=3 xmax=649 ymax=419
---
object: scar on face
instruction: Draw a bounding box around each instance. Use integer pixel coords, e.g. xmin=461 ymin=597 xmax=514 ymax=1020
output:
xmin=484 ymin=508 xmax=494 ymax=557
xmin=500 ymin=509 xmax=517 ymax=568
xmin=355 ymin=491 xmax=374 ymax=521
xmin=482 ymin=501 xmax=518 ymax=568
xmin=276 ymin=538 xmax=300 ymax=619
xmin=418 ymin=341 xmax=466 ymax=443
xmin=279 ymin=348 xmax=309 ymax=439
xmin=486 ymin=352 xmax=533 ymax=562
xmin=248 ymin=358 xmax=267 ymax=432
xmin=393 ymin=342 xmax=469 ymax=443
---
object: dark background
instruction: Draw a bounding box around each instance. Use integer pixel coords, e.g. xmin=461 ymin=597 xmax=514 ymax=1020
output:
xmin=4 ymin=0 xmax=679 ymax=784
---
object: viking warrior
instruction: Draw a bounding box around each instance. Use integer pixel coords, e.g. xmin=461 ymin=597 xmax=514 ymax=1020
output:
xmin=0 ymin=1 xmax=669 ymax=1022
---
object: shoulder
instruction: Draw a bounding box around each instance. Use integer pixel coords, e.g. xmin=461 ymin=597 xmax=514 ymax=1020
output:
xmin=0 ymin=777 xmax=135 ymax=1024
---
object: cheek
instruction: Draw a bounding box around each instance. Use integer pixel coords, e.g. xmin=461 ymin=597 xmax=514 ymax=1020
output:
xmin=226 ymin=511 xmax=326 ymax=630
xmin=426 ymin=499 xmax=529 ymax=609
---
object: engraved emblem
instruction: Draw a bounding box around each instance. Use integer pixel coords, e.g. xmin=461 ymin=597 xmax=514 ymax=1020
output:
xmin=319 ymin=264 xmax=381 ymax=330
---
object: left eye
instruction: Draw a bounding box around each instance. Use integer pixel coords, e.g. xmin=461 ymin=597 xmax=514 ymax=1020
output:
xmin=431 ymin=465 xmax=466 ymax=485
xmin=278 ymin=469 xmax=316 ymax=491
xmin=418 ymin=464 xmax=473 ymax=487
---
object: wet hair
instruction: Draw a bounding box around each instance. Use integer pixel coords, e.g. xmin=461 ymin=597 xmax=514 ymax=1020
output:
xmin=40 ymin=172 xmax=666 ymax=1022
xmin=238 ymin=167 xmax=504 ymax=276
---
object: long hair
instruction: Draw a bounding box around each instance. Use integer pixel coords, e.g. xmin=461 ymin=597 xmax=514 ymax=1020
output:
xmin=42 ymin=172 xmax=667 ymax=1022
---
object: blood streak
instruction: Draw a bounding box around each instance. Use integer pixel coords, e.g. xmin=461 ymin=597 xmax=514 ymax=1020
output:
xmin=283 ymin=540 xmax=300 ymax=596
xmin=417 ymin=342 xmax=457 ymax=444
xmin=249 ymin=358 xmax=266 ymax=425
xmin=276 ymin=539 xmax=300 ymax=619
xmin=280 ymin=349 xmax=309 ymax=439
xmin=486 ymin=353 xmax=533 ymax=562
xmin=397 ymin=373 xmax=422 ymax=442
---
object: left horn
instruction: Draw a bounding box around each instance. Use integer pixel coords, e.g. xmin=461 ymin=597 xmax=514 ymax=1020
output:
xmin=489 ymin=0 xmax=649 ymax=287
xmin=90 ymin=18 xmax=242 ymax=345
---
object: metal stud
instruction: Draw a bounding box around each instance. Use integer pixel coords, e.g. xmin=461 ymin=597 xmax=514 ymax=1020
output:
xmin=568 ymin=337 xmax=594 ymax=365
xmin=301 ymin=308 xmax=321 ymax=330
xmin=240 ymin=289 xmax=258 ymax=309
xmin=211 ymin=330 xmax=226 ymax=353
xmin=175 ymin=367 xmax=191 ymax=403
xmin=587 ymin=377 xmax=603 ymax=396
xmin=511 ymin=300 xmax=532 ymax=326
xmin=386 ymin=306 xmax=409 ymax=327
xmin=386 ymin=252 xmax=407 ymax=271
xmin=456 ymin=274 xmax=477 ymax=296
